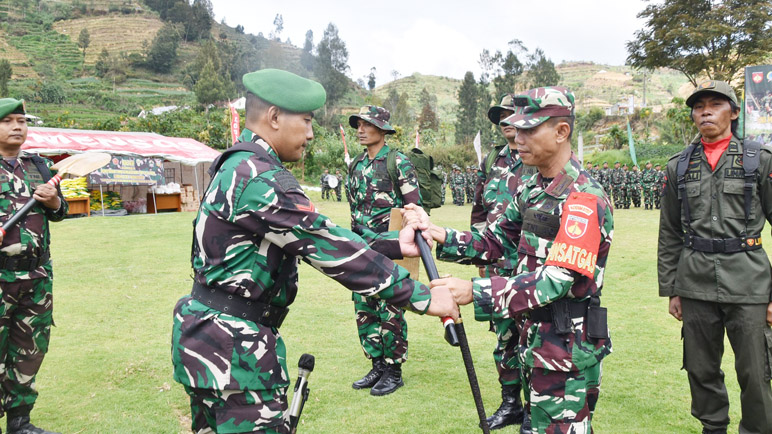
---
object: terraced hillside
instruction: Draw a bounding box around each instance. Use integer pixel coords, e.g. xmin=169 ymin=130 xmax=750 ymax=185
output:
xmin=53 ymin=15 xmax=164 ymax=64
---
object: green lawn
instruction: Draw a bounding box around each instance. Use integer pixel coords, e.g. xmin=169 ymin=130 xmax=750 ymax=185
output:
xmin=21 ymin=195 xmax=748 ymax=433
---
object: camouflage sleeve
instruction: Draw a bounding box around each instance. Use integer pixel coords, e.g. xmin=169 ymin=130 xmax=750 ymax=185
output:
xmin=657 ymin=158 xmax=682 ymax=297
xmin=236 ymin=173 xmax=430 ymax=313
xmin=475 ymin=194 xmax=613 ymax=319
xmin=396 ymin=153 xmax=422 ymax=206
xmin=437 ymin=199 xmax=522 ymax=266
xmin=469 ymin=163 xmax=487 ymax=227
xmin=354 ymin=226 xmax=402 ymax=259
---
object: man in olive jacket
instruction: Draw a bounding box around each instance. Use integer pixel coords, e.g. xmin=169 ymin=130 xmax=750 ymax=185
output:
xmin=658 ymin=80 xmax=772 ymax=434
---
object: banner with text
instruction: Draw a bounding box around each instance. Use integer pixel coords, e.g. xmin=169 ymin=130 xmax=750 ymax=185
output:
xmin=745 ymin=65 xmax=772 ymax=145
xmin=88 ymin=155 xmax=165 ymax=186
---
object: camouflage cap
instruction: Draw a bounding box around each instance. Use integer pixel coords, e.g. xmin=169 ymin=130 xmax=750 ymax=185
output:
xmin=686 ymin=80 xmax=738 ymax=108
xmin=348 ymin=105 xmax=396 ymax=134
xmin=0 ymin=98 xmax=25 ymax=120
xmin=487 ymin=93 xmax=516 ymax=125
xmin=500 ymin=86 xmax=575 ymax=129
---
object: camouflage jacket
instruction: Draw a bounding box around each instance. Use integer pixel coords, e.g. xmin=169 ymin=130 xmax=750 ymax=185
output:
xmin=346 ymin=144 xmax=420 ymax=236
xmin=626 ymin=170 xmax=641 ymax=186
xmin=450 ymin=173 xmax=465 ymax=187
xmin=192 ymin=129 xmax=431 ymax=312
xmin=641 ymin=168 xmax=657 ymax=186
xmin=465 ymin=171 xmax=476 ymax=187
xmin=438 ymin=145 xmax=534 ymax=275
xmin=656 ymin=169 xmax=666 ymax=184
xmin=598 ymin=168 xmax=610 ymax=185
xmin=610 ymin=168 xmax=625 ymax=185
xmin=439 ymin=154 xmax=614 ymax=371
xmin=0 ymin=152 xmax=67 ymax=282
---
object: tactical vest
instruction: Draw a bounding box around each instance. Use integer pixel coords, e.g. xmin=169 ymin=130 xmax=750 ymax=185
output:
xmin=676 ymin=139 xmax=763 ymax=253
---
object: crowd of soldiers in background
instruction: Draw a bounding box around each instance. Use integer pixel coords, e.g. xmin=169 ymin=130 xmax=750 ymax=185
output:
xmin=589 ymin=160 xmax=666 ymax=210
xmin=444 ymin=164 xmax=476 ymax=206
xmin=320 ymin=168 xmax=344 ymax=201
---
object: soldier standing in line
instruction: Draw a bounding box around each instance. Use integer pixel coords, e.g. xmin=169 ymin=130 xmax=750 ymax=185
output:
xmin=658 ymin=80 xmax=772 ymax=434
xmin=436 ymin=164 xmax=447 ymax=205
xmin=438 ymin=93 xmax=534 ymax=431
xmin=599 ymin=161 xmax=611 ymax=197
xmin=585 ymin=161 xmax=594 ymax=178
xmin=465 ymin=165 xmax=475 ymax=204
xmin=610 ymin=161 xmax=626 ymax=209
xmin=628 ymin=165 xmax=642 ymax=208
xmin=171 ymin=70 xmax=458 ymax=433
xmin=333 ymin=168 xmax=343 ymax=202
xmin=346 ymin=105 xmax=422 ymax=396
xmin=451 ymin=165 xmax=465 ymax=206
xmin=654 ymin=163 xmax=665 ymax=209
xmin=320 ymin=168 xmax=330 ymax=200
xmin=641 ymin=161 xmax=657 ymax=210
xmin=0 ymin=99 xmax=66 ymax=434
xmin=422 ymin=86 xmax=613 ymax=434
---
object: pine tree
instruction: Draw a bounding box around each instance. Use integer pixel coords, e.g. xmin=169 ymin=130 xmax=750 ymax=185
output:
xmin=146 ymin=23 xmax=181 ymax=73
xmin=315 ymin=23 xmax=350 ymax=118
xmin=0 ymin=60 xmax=11 ymax=98
xmin=455 ymin=71 xmax=479 ymax=145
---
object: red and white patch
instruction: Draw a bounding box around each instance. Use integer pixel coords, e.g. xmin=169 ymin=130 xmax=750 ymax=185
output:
xmin=545 ymin=192 xmax=601 ymax=278
xmin=752 ymin=72 xmax=763 ymax=84
xmin=296 ymin=202 xmax=316 ymax=213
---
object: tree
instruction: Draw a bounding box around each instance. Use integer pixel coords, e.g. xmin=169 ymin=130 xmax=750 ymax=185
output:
xmin=455 ymin=71 xmax=480 ymax=145
xmin=367 ymin=67 xmax=376 ymax=91
xmin=315 ymin=23 xmax=350 ymax=114
xmin=626 ymin=0 xmax=772 ymax=86
xmin=95 ymin=48 xmax=110 ymax=78
xmin=300 ymin=30 xmax=314 ymax=73
xmin=526 ymin=48 xmax=559 ymax=88
xmin=187 ymin=39 xmax=235 ymax=102
xmin=194 ymin=59 xmax=229 ymax=108
xmin=146 ymin=23 xmax=181 ymax=73
xmin=271 ymin=14 xmax=284 ymax=41
xmin=0 ymin=60 xmax=11 ymax=97
xmin=418 ymin=86 xmax=439 ymax=131
xmin=77 ymin=27 xmax=90 ymax=64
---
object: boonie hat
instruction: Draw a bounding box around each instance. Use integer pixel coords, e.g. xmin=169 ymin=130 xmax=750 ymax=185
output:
xmin=0 ymin=98 xmax=25 ymax=120
xmin=686 ymin=80 xmax=738 ymax=108
xmin=242 ymin=69 xmax=326 ymax=113
xmin=501 ymin=86 xmax=575 ymax=129
xmin=487 ymin=93 xmax=517 ymax=125
xmin=348 ymin=105 xmax=396 ymax=134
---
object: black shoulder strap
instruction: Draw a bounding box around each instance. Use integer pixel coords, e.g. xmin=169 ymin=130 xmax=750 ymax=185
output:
xmin=743 ymin=140 xmax=761 ymax=225
xmin=676 ymin=143 xmax=698 ymax=229
xmin=348 ymin=151 xmax=367 ymax=174
xmin=29 ymin=154 xmax=53 ymax=183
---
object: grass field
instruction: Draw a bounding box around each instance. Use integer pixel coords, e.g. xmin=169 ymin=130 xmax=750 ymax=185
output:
xmin=16 ymin=193 xmax=751 ymax=433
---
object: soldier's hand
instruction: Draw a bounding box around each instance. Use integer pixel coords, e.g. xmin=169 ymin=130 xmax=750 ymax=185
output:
xmin=397 ymin=220 xmax=431 ymax=257
xmin=669 ymin=295 xmax=683 ymax=321
xmin=767 ymin=302 xmax=772 ymax=327
xmin=426 ymin=286 xmax=459 ymax=321
xmin=431 ymin=277 xmax=473 ymax=306
xmin=33 ymin=184 xmax=61 ymax=210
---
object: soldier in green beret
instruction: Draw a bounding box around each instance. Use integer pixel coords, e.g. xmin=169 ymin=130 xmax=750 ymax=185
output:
xmin=0 ymin=98 xmax=67 ymax=434
xmin=170 ymin=70 xmax=458 ymax=433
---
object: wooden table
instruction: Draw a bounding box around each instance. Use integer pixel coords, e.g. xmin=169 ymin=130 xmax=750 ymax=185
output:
xmin=65 ymin=197 xmax=90 ymax=216
xmin=147 ymin=193 xmax=181 ymax=213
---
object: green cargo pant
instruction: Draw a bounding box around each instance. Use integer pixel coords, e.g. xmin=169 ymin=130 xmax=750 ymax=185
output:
xmin=352 ymin=293 xmax=408 ymax=365
xmin=681 ymin=298 xmax=772 ymax=434
xmin=528 ymin=363 xmax=601 ymax=434
xmin=0 ymin=274 xmax=54 ymax=415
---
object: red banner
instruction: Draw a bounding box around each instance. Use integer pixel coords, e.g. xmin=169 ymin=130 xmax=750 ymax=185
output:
xmin=230 ymin=104 xmax=240 ymax=145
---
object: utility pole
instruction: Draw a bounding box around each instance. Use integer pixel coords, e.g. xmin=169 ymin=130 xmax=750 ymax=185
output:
xmin=642 ymin=71 xmax=647 ymax=108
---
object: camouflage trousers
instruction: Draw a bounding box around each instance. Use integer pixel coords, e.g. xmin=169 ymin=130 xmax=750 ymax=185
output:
xmin=451 ymin=186 xmax=465 ymax=206
xmin=321 ymin=186 xmax=331 ymax=200
xmin=611 ymin=184 xmax=625 ymax=209
xmin=628 ymin=186 xmax=640 ymax=207
xmin=0 ymin=275 xmax=53 ymax=416
xmin=642 ymin=186 xmax=657 ymax=209
xmin=441 ymin=184 xmax=446 ymax=204
xmin=491 ymin=317 xmax=523 ymax=387
xmin=333 ymin=186 xmax=342 ymax=202
xmin=528 ymin=363 xmax=602 ymax=434
xmin=466 ymin=186 xmax=474 ymax=203
xmin=172 ymin=296 xmax=290 ymax=433
xmin=352 ymin=293 xmax=408 ymax=364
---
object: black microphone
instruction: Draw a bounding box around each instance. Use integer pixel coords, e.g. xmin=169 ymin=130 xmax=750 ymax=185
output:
xmin=288 ymin=354 xmax=315 ymax=432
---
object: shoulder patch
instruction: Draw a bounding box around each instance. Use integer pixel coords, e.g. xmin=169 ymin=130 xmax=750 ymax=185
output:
xmin=545 ymin=192 xmax=601 ymax=278
xmin=274 ymin=170 xmax=302 ymax=193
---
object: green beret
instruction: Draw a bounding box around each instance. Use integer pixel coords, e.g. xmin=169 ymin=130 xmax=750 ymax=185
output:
xmin=242 ymin=69 xmax=326 ymax=113
xmin=0 ymin=98 xmax=25 ymax=120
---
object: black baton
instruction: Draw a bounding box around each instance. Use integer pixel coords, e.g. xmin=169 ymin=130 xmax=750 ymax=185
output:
xmin=414 ymin=231 xmax=491 ymax=434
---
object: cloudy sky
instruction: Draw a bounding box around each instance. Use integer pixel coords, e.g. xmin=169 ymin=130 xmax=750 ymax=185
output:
xmin=210 ymin=0 xmax=652 ymax=85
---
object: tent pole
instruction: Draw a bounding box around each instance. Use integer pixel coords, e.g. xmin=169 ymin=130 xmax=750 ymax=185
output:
xmin=194 ymin=164 xmax=200 ymax=199
xmin=99 ymin=185 xmax=105 ymax=217
xmin=152 ymin=191 xmax=158 ymax=215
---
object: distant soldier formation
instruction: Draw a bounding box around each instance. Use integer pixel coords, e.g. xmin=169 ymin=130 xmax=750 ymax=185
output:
xmin=595 ymin=160 xmax=665 ymax=210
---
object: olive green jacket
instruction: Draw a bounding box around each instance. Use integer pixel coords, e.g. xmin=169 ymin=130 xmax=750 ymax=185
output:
xmin=658 ymin=135 xmax=772 ymax=303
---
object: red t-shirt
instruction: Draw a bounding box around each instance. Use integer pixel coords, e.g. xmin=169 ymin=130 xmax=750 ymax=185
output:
xmin=701 ymin=134 xmax=732 ymax=171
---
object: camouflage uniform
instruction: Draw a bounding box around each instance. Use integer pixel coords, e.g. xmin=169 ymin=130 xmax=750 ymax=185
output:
xmin=333 ymin=170 xmax=342 ymax=202
xmin=465 ymin=167 xmax=475 ymax=203
xmin=346 ymin=143 xmax=420 ymax=368
xmin=320 ymin=171 xmax=331 ymax=200
xmin=641 ymin=166 xmax=657 ymax=210
xmin=598 ymin=165 xmax=611 ymax=197
xmin=0 ymin=152 xmax=66 ymax=418
xmin=610 ymin=166 xmax=626 ymax=209
xmin=172 ymin=128 xmax=432 ymax=433
xmin=654 ymin=167 xmax=665 ymax=209
xmin=627 ymin=167 xmax=641 ymax=208
xmin=440 ymin=154 xmax=613 ymax=433
xmin=451 ymin=169 xmax=465 ymax=206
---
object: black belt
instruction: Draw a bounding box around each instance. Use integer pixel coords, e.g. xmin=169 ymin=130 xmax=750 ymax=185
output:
xmin=0 ymin=251 xmax=50 ymax=272
xmin=191 ymin=282 xmax=289 ymax=328
xmin=683 ymin=233 xmax=762 ymax=253
xmin=530 ymin=299 xmax=590 ymax=322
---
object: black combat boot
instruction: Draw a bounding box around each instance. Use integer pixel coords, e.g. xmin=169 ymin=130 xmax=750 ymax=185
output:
xmin=519 ymin=411 xmax=532 ymax=434
xmin=702 ymin=428 xmax=727 ymax=434
xmin=484 ymin=384 xmax=525 ymax=430
xmin=370 ymin=363 xmax=403 ymax=396
xmin=352 ymin=357 xmax=386 ymax=389
xmin=7 ymin=415 xmax=60 ymax=434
